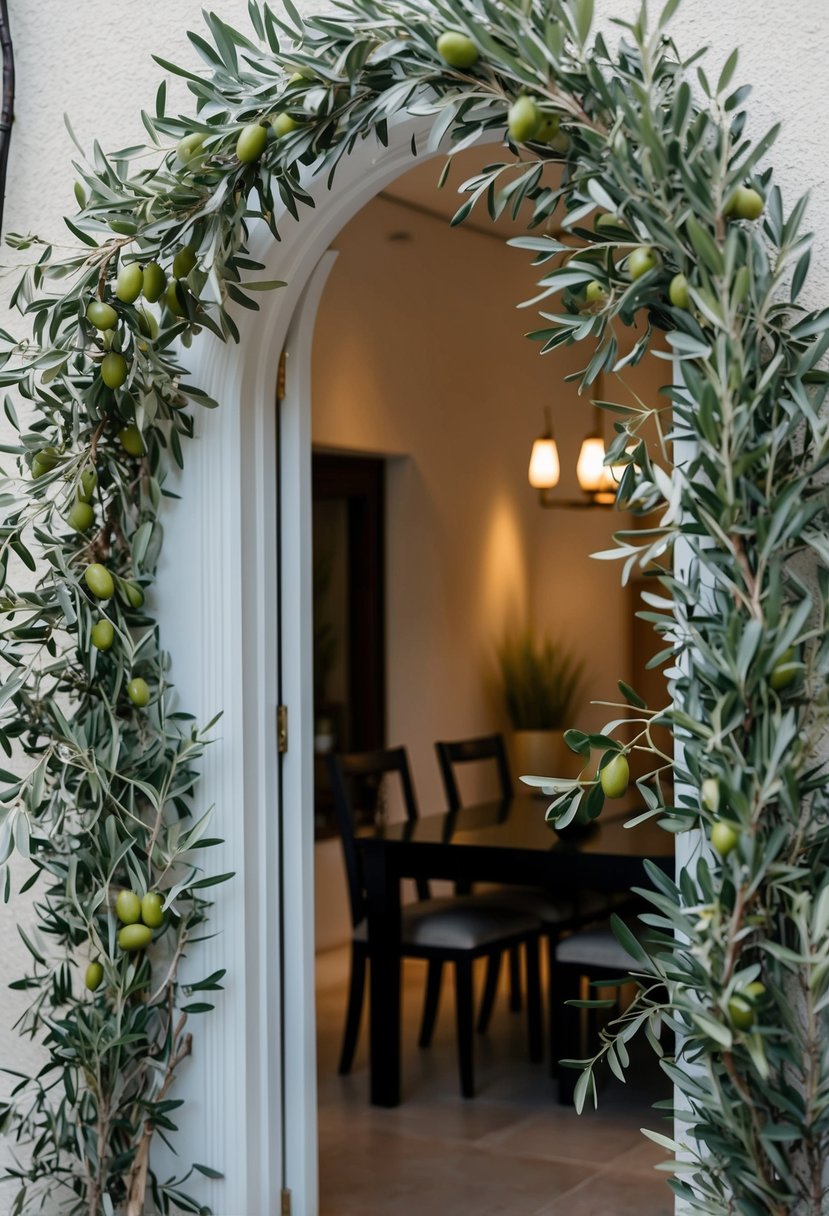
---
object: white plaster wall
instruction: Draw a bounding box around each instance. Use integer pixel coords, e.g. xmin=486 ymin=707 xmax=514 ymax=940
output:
xmin=0 ymin=0 xmax=826 ymax=1201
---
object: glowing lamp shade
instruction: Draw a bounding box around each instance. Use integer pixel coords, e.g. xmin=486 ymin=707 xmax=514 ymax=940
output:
xmin=576 ymin=433 xmax=617 ymax=502
xmin=528 ymin=434 xmax=560 ymax=489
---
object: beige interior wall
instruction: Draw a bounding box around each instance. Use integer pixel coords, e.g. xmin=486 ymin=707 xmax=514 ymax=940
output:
xmin=310 ymin=179 xmax=652 ymax=949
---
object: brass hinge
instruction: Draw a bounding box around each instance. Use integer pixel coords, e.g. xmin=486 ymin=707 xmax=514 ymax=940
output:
xmin=277 ymin=349 xmax=287 ymax=400
xmin=277 ymin=705 xmax=288 ymax=754
xmin=281 ymin=1188 xmax=292 ymax=1215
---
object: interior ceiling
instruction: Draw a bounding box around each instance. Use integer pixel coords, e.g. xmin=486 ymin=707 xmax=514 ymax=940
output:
xmin=381 ymin=143 xmax=563 ymax=240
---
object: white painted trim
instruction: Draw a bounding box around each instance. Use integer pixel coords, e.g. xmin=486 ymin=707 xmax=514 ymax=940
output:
xmin=280 ymin=251 xmax=339 ymax=1214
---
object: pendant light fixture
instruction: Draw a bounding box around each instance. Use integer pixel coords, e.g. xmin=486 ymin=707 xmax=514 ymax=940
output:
xmin=529 ymin=401 xmax=621 ymax=509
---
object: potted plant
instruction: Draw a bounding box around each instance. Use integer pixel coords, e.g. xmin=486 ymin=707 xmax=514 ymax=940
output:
xmin=497 ymin=628 xmax=585 ymax=789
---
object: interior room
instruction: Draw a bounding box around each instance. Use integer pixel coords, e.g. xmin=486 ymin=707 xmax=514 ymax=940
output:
xmin=309 ymin=146 xmax=673 ymax=1215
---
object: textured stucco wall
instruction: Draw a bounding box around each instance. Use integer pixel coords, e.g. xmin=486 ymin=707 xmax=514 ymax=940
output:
xmin=0 ymin=0 xmax=827 ymax=1198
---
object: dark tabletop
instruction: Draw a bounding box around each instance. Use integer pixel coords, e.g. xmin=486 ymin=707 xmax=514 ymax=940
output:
xmin=359 ymin=792 xmax=672 ymax=856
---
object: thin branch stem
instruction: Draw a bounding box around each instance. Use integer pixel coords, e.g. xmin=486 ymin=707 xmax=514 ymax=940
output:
xmin=0 ymin=0 xmax=14 ymax=241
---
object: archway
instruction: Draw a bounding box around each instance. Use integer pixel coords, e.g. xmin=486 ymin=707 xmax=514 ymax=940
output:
xmin=158 ymin=114 xmax=507 ymax=1215
xmin=4 ymin=4 xmax=824 ymax=1214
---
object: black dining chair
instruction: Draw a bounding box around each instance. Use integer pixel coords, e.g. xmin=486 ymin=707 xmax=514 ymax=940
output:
xmin=553 ymin=921 xmax=647 ymax=1104
xmin=435 ymin=733 xmax=608 ymax=1064
xmin=328 ymin=745 xmax=543 ymax=1098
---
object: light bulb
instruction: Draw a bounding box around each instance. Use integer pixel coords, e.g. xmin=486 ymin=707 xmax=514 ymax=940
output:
xmin=576 ymin=434 xmax=616 ymax=496
xmin=528 ymin=435 xmax=560 ymax=489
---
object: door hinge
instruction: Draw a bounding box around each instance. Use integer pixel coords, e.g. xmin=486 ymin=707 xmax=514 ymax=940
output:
xmin=281 ymin=1188 xmax=292 ymax=1215
xmin=277 ymin=705 xmax=289 ymax=754
xmin=277 ymin=349 xmax=287 ymax=400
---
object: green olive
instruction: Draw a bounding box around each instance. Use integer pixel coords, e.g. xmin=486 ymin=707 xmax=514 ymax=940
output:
xmin=85 ymin=961 xmax=104 ymax=991
xmin=770 ymin=647 xmax=799 ymax=690
xmin=118 ymin=923 xmax=153 ymax=952
xmin=101 ymin=353 xmax=128 ymax=390
xmin=78 ymin=469 xmax=97 ymax=502
xmin=165 ymin=280 xmax=187 ymax=317
xmin=84 ymin=563 xmax=115 ymax=600
xmin=272 ymin=112 xmax=298 ymax=138
xmin=669 ymin=273 xmax=690 ymax=309
xmin=236 ymin=122 xmax=269 ymax=164
xmin=172 ymin=246 xmax=197 ymax=279
xmin=534 ymin=114 xmax=560 ymax=143
xmin=91 ymin=619 xmax=115 ymax=651
xmin=507 ymin=96 xmax=540 ymax=143
xmin=115 ymin=263 xmax=144 ymax=304
xmin=120 ymin=580 xmax=145 ymax=609
xmin=711 ymin=820 xmax=740 ymax=857
xmin=728 ymin=984 xmax=764 ymax=1031
xmin=585 ymin=280 xmax=607 ymax=303
xmin=599 ymin=752 xmax=629 ymax=799
xmin=595 ymin=213 xmax=630 ymax=235
xmin=127 ymin=677 xmax=150 ymax=708
xmin=141 ymin=892 xmax=165 ymax=928
xmin=142 ymin=262 xmax=166 ymax=303
xmin=115 ymin=889 xmax=141 ymax=925
xmin=86 ymin=300 xmax=118 ymax=331
xmin=726 ymin=185 xmax=764 ymax=221
xmin=137 ymin=308 xmax=158 ymax=340
xmin=119 ymin=426 xmax=144 ymax=457
xmin=32 ymin=446 xmax=59 ymax=479
xmin=701 ymin=777 xmax=720 ymax=815
xmin=436 ymin=31 xmax=479 ymax=68
xmin=627 ymin=246 xmax=657 ymax=279
xmin=727 ymin=995 xmax=755 ymax=1031
xmin=177 ymin=132 xmax=207 ymax=164
xmin=67 ymin=499 xmax=94 ymax=532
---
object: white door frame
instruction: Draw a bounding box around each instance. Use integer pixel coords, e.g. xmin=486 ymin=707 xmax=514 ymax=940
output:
xmin=156 ymin=112 xmax=685 ymax=1215
xmin=156 ymin=113 xmax=477 ymax=1215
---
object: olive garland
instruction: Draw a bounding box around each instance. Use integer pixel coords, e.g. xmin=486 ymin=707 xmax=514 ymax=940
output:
xmin=1 ymin=1 xmax=827 ymax=1213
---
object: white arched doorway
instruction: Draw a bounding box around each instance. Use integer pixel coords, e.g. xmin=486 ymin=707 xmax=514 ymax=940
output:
xmin=155 ymin=114 xmax=498 ymax=1216
xmin=156 ymin=113 xmax=686 ymax=1215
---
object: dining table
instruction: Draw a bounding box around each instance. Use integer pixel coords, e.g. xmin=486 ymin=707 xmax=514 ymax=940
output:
xmin=356 ymin=791 xmax=675 ymax=1107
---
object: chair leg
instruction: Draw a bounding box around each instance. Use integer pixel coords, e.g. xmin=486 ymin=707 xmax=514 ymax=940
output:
xmin=476 ymin=951 xmax=501 ymax=1034
xmin=454 ymin=957 xmax=475 ymax=1098
xmin=338 ymin=944 xmax=367 ymax=1076
xmin=547 ymin=933 xmax=559 ymax=1077
xmin=508 ymin=943 xmax=522 ymax=1012
xmin=555 ymin=962 xmax=584 ymax=1105
xmin=525 ymin=936 xmax=543 ymax=1063
xmin=418 ymin=959 xmax=444 ymax=1048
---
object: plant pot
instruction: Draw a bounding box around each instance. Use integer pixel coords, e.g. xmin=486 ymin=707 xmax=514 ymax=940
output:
xmin=510 ymin=728 xmax=582 ymax=795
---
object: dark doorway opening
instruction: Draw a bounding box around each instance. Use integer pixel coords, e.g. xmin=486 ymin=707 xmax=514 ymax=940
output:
xmin=312 ymin=451 xmax=386 ymax=837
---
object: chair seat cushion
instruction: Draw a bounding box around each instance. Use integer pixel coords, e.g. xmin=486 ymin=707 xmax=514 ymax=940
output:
xmin=555 ymin=924 xmax=640 ymax=972
xmin=469 ymin=886 xmax=608 ymax=927
xmin=354 ymin=896 xmax=539 ymax=952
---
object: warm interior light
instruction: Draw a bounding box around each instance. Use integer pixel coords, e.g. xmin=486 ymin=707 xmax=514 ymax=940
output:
xmin=576 ymin=433 xmax=617 ymax=497
xmin=528 ymin=435 xmax=560 ymax=489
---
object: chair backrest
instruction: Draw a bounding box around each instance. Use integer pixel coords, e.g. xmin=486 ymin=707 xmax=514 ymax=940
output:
xmin=435 ymin=733 xmax=513 ymax=811
xmin=327 ymin=746 xmax=426 ymax=927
